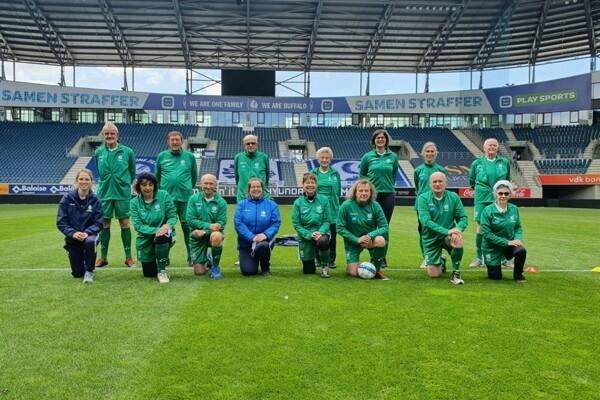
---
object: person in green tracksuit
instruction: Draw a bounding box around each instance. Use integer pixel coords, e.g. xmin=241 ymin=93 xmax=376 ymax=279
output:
xmin=130 ymin=172 xmax=177 ymax=284
xmin=155 ymin=131 xmax=198 ymax=264
xmin=416 ymin=172 xmax=467 ymax=285
xmin=234 ymin=134 xmax=270 ymax=202
xmin=480 ymin=180 xmax=527 ymax=282
xmin=359 ymin=129 xmax=399 ymax=267
xmin=186 ymin=174 xmax=227 ymax=280
xmin=413 ymin=141 xmax=447 ymax=267
xmin=310 ymin=146 xmax=341 ymax=269
xmin=337 ymin=179 xmax=389 ymax=280
xmin=292 ymin=172 xmax=332 ymax=278
xmin=469 ymin=138 xmax=511 ymax=268
xmin=94 ymin=122 xmax=137 ymax=269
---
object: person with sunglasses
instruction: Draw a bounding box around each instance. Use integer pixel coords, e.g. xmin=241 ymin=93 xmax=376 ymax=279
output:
xmin=234 ymin=134 xmax=270 ymax=202
xmin=480 ymin=180 xmax=527 ymax=282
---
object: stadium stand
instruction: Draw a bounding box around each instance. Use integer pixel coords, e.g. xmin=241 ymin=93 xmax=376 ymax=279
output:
xmin=206 ymin=127 xmax=284 ymax=159
xmin=298 ymin=127 xmax=372 ymax=160
xmin=279 ymin=162 xmax=298 ymax=186
xmin=118 ymin=123 xmax=197 ymax=156
xmin=0 ymin=121 xmax=198 ymax=182
xmin=513 ymin=125 xmax=600 ymax=159
xmin=534 ymin=159 xmax=591 ymax=174
xmin=0 ymin=121 xmax=98 ymax=183
xmin=388 ymin=127 xmax=472 ymax=155
xmin=472 ymin=128 xmax=510 ymax=143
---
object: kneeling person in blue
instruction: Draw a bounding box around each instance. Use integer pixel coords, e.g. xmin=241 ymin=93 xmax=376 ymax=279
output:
xmin=416 ymin=172 xmax=468 ymax=285
xmin=292 ymin=173 xmax=332 ymax=278
xmin=57 ymin=168 xmax=104 ymax=283
xmin=337 ymin=179 xmax=389 ymax=280
xmin=130 ymin=173 xmax=177 ymax=284
xmin=234 ymin=178 xmax=281 ymax=276
xmin=186 ymin=174 xmax=227 ymax=279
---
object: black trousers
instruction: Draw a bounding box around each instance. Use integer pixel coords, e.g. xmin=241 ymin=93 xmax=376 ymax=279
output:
xmin=65 ymin=235 xmax=97 ymax=278
xmin=487 ymin=246 xmax=527 ymax=280
xmin=376 ymin=192 xmax=395 ymax=223
xmin=239 ymin=241 xmax=272 ymax=276
xmin=329 ymin=223 xmax=337 ymax=264
xmin=303 ymin=235 xmax=331 ymax=274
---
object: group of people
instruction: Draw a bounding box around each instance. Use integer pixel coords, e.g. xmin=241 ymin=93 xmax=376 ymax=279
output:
xmin=57 ymin=124 xmax=528 ymax=285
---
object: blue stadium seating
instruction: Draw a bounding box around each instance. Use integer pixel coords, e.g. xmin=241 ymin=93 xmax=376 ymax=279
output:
xmin=0 ymin=121 xmax=197 ymax=182
xmin=388 ymin=127 xmax=472 ymax=155
xmin=534 ymin=158 xmax=591 ymax=174
xmin=298 ymin=127 xmax=372 ymax=160
xmin=473 ymin=128 xmax=509 ymax=143
xmin=0 ymin=121 xmax=99 ymax=183
xmin=117 ymin=123 xmax=197 ymax=156
xmin=206 ymin=127 xmax=284 ymax=159
xmin=513 ymin=125 xmax=600 ymax=158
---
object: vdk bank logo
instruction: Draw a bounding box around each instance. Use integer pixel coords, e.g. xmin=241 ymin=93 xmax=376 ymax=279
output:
xmin=499 ymin=95 xmax=512 ymax=108
xmin=161 ymin=96 xmax=175 ymax=109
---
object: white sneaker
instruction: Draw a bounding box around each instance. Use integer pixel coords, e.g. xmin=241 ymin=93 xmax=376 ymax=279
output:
xmin=157 ymin=271 xmax=170 ymax=284
xmin=469 ymin=258 xmax=483 ymax=268
xmin=419 ymin=259 xmax=427 ymax=269
xmin=83 ymin=271 xmax=94 ymax=284
xmin=450 ymin=272 xmax=465 ymax=285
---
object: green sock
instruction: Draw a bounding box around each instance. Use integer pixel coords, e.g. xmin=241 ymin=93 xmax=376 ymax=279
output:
xmin=371 ymin=247 xmax=386 ymax=271
xmin=451 ymin=247 xmax=464 ymax=272
xmin=318 ymin=248 xmax=330 ymax=267
xmin=475 ymin=233 xmax=482 ymax=260
xmin=181 ymin=222 xmax=191 ymax=259
xmin=155 ymin=243 xmax=170 ymax=271
xmin=121 ymin=228 xmax=132 ymax=259
xmin=211 ymin=245 xmax=223 ymax=267
xmin=100 ymin=227 xmax=110 ymax=259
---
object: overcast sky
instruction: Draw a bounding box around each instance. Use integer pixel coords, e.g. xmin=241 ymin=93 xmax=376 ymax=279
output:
xmin=2 ymin=56 xmax=592 ymax=97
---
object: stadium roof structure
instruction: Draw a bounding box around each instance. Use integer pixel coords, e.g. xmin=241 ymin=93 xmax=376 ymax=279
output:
xmin=0 ymin=0 xmax=599 ymax=89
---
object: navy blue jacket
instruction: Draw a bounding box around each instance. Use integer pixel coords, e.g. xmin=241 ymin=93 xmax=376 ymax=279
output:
xmin=57 ymin=190 xmax=104 ymax=243
xmin=234 ymin=196 xmax=281 ymax=249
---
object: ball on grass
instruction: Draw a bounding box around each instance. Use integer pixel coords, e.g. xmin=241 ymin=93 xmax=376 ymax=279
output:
xmin=357 ymin=262 xmax=376 ymax=279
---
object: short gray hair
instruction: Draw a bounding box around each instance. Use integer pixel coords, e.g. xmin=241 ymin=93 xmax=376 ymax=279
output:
xmin=316 ymin=147 xmax=333 ymax=160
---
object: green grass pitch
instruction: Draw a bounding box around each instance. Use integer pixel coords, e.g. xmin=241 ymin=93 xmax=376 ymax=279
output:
xmin=1 ymin=204 xmax=599 ymax=399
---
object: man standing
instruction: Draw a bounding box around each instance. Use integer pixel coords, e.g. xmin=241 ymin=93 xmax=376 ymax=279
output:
xmin=416 ymin=172 xmax=468 ymax=285
xmin=233 ymin=134 xmax=270 ymax=202
xmin=468 ymin=138 xmax=511 ymax=268
xmin=94 ymin=122 xmax=137 ymax=268
xmin=155 ymin=131 xmax=198 ymax=264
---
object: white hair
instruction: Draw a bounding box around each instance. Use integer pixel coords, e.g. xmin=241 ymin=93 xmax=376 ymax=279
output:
xmin=493 ymin=180 xmax=513 ymax=198
xmin=316 ymin=147 xmax=333 ymax=159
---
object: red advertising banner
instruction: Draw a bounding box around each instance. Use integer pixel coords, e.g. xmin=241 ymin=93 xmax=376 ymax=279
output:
xmin=458 ymin=187 xmax=531 ymax=198
xmin=538 ymin=174 xmax=600 ymax=185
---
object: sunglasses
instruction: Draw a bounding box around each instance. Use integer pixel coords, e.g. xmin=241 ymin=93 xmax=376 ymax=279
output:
xmin=497 ymin=191 xmax=511 ymax=196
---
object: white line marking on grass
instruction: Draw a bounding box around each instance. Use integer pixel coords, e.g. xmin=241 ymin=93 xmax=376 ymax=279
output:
xmin=0 ymin=267 xmax=595 ymax=273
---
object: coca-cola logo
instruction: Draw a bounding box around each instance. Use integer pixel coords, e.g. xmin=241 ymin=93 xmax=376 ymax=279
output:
xmin=512 ymin=187 xmax=531 ymax=198
xmin=459 ymin=188 xmax=474 ymax=198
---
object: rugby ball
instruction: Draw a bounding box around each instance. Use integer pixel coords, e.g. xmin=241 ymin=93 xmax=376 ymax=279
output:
xmin=357 ymin=262 xmax=377 ymax=279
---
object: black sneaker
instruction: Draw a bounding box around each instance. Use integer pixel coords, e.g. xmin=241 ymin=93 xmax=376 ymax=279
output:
xmin=328 ymin=262 xmax=337 ymax=269
xmin=514 ymin=274 xmax=527 ymax=283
